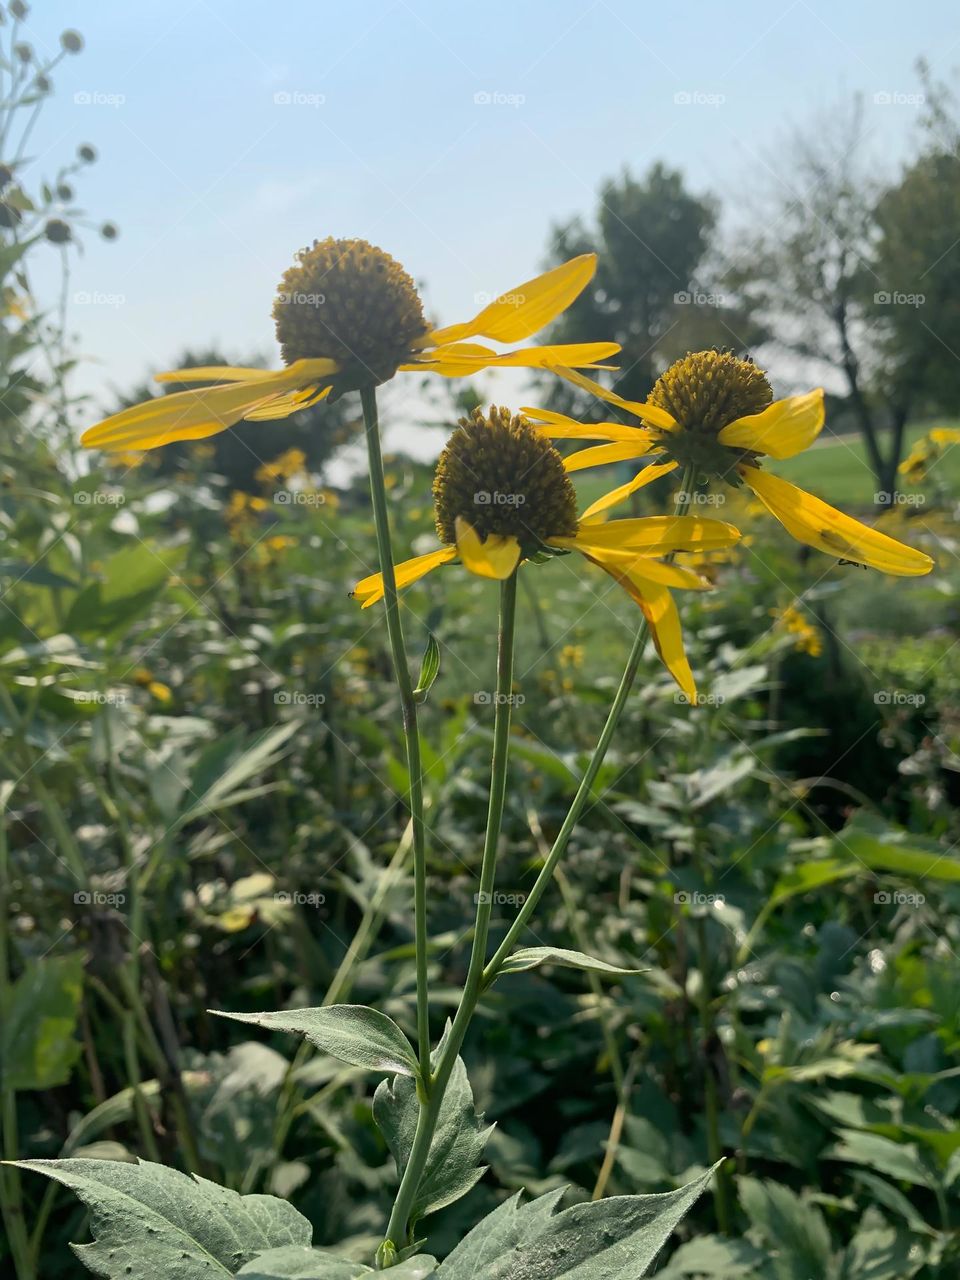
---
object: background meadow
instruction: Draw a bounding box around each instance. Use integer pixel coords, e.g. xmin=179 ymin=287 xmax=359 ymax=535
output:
xmin=2 ymin=3 xmax=960 ymax=1277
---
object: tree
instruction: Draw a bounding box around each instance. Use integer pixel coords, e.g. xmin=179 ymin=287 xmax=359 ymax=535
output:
xmin=539 ymin=163 xmax=751 ymax=415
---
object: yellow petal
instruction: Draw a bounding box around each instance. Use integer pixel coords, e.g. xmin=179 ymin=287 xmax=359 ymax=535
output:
xmin=563 ymin=440 xmax=663 ymax=473
xmin=554 ymin=515 xmax=740 ymax=555
xmin=581 ymin=556 xmax=696 ymax=701
xmin=401 ymin=342 xmax=619 ymax=377
xmin=579 ymin=544 xmax=709 ymax=590
xmin=154 ymin=358 xmax=337 ymax=385
xmin=556 ymin=367 xmax=679 ymax=433
xmin=739 ymin=465 xmax=933 ymax=576
xmin=580 ymin=460 xmax=679 ymax=521
xmin=245 ymin=384 xmax=332 ymax=421
xmin=717 ymin=389 xmax=824 ymax=460
xmin=455 ymin=517 xmax=521 ymax=580
xmin=352 ymin=546 xmax=457 ymax=609
xmin=425 ymin=254 xmax=598 ymax=346
xmin=930 ymin=428 xmax=960 ymax=445
xmin=521 ymin=406 xmax=653 ymax=442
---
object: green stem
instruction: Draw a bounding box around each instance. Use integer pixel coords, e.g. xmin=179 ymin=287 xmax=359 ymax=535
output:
xmin=379 ymin=572 xmax=518 ymax=1262
xmin=360 ymin=384 xmax=431 ymax=1079
xmin=484 ymin=466 xmax=698 ymax=983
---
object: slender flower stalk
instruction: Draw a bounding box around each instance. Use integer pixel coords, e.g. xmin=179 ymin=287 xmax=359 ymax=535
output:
xmin=360 ymin=385 xmax=431 ymax=1078
xmin=380 ymin=572 xmax=519 ymax=1261
xmin=483 ymin=465 xmax=698 ymax=985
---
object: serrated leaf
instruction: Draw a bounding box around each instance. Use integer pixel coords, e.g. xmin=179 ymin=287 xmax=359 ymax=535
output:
xmin=236 ymin=1249 xmax=437 ymax=1278
xmin=14 ymin=1158 xmax=312 ymax=1278
xmin=738 ymin=1176 xmax=832 ymax=1280
xmin=213 ymin=1005 xmax=420 ymax=1077
xmin=413 ymin=633 xmax=441 ymax=702
xmin=435 ymin=1162 xmax=719 ymax=1278
xmin=374 ymin=1053 xmax=492 ymax=1224
xmin=495 ymin=947 xmax=645 ymax=982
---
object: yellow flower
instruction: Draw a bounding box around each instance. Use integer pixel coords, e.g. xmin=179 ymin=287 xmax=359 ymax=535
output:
xmin=559 ymin=643 xmax=584 ymax=670
xmin=80 ymin=240 xmax=618 ymax=453
xmin=352 ymin=408 xmax=741 ymax=700
xmin=523 ymin=351 xmax=933 ymax=577
xmin=255 ymin=447 xmax=308 ymax=486
xmin=772 ymin=604 xmax=822 ymax=657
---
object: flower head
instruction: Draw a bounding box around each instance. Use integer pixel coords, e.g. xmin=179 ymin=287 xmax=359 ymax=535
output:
xmin=80 ymin=243 xmax=619 ymax=453
xmin=523 ymin=351 xmax=934 ymax=577
xmin=353 ymin=407 xmax=742 ymax=699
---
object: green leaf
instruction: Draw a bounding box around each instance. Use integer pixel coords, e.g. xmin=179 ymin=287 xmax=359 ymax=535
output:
xmin=737 ymin=1177 xmax=832 ymax=1280
xmin=841 ymin=1207 xmax=921 ymax=1280
xmin=14 ymin=1158 xmax=312 ymax=1278
xmin=413 ymin=634 xmax=441 ymax=702
xmin=179 ymin=721 xmax=300 ymax=824
xmin=0 ymin=559 xmax=79 ymax=588
xmin=825 ymin=1129 xmax=933 ymax=1188
xmin=374 ymin=1052 xmax=492 ymax=1224
xmin=212 ymin=1005 xmax=420 ymax=1077
xmin=655 ymin=1233 xmax=766 ymax=1277
xmin=237 ymin=1250 xmax=437 ymax=1278
xmin=435 ymin=1162 xmax=719 ymax=1278
xmin=65 ymin=543 xmax=180 ymax=637
xmin=1 ymin=955 xmax=83 ymax=1091
xmin=495 ymin=947 xmax=645 ymax=982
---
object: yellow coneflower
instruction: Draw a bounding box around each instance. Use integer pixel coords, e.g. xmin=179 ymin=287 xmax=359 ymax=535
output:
xmin=772 ymin=604 xmax=822 ymax=658
xmin=352 ymin=407 xmax=741 ymax=700
xmin=523 ymin=351 xmax=933 ymax=577
xmin=80 ymin=240 xmax=618 ymax=453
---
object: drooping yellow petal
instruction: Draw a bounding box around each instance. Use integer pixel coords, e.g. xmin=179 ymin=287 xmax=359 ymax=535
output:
xmin=930 ymin=428 xmax=960 ymax=446
xmin=424 ymin=254 xmax=598 ymax=346
xmin=577 ymin=544 xmax=709 ymax=590
xmin=245 ymin=384 xmax=332 ymax=421
xmin=556 ymin=366 xmax=679 ymax=433
xmin=580 ymin=460 xmax=679 ymax=521
xmin=580 ymin=554 xmax=696 ymax=701
xmin=521 ymin=407 xmax=654 ymax=442
xmin=563 ymin=440 xmax=663 ymax=474
xmin=401 ymin=342 xmax=619 ymax=377
xmin=553 ymin=515 xmax=740 ymax=556
xmin=739 ymin=465 xmax=933 ymax=576
xmin=154 ymin=366 xmax=281 ymax=384
xmin=454 ymin=517 xmax=521 ymax=580
xmin=717 ymin=389 xmax=824 ymax=460
xmin=352 ymin=546 xmax=457 ymax=609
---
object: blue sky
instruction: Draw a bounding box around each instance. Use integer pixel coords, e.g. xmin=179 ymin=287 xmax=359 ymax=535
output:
xmin=23 ymin=0 xmax=956 ymax=456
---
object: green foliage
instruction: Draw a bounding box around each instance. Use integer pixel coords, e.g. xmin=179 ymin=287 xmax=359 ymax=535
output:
xmin=213 ymin=1006 xmax=421 ymax=1077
